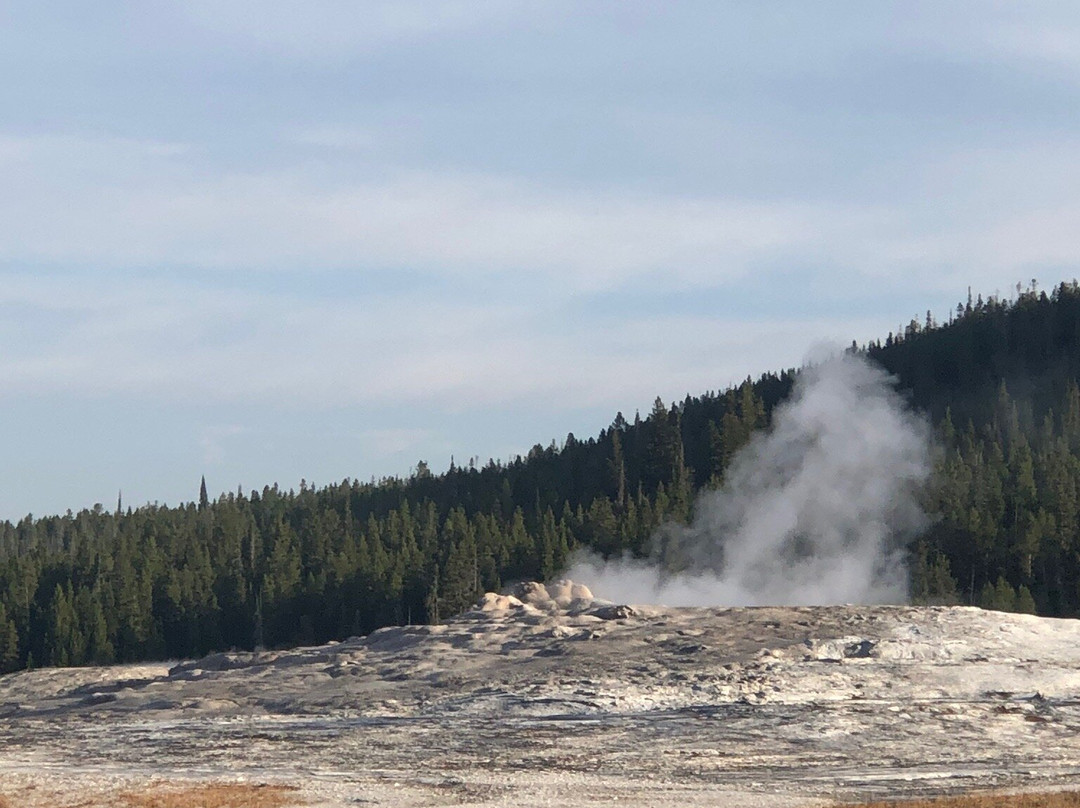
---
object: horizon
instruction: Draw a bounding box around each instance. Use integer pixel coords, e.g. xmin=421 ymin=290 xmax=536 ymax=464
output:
xmin=2 ymin=287 xmax=1040 ymax=522
xmin=3 ymin=3 xmax=1080 ymax=519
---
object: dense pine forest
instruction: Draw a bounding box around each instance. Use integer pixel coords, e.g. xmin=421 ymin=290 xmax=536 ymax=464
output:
xmin=4 ymin=281 xmax=1080 ymax=672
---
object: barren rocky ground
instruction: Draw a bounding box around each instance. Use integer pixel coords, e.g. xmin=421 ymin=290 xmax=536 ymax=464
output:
xmin=3 ymin=581 xmax=1080 ymax=807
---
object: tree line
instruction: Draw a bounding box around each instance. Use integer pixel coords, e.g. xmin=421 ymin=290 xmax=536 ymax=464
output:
xmin=4 ymin=280 xmax=1080 ymax=672
xmin=0 ymin=373 xmax=779 ymax=672
xmin=876 ymin=281 xmax=1080 ymax=614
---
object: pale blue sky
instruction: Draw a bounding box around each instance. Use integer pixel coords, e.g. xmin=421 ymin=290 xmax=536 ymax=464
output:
xmin=2 ymin=2 xmax=1079 ymax=518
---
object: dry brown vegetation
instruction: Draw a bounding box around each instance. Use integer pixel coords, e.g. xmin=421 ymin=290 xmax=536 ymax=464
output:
xmin=117 ymin=783 xmax=301 ymax=808
xmin=0 ymin=783 xmax=302 ymax=808
xmin=847 ymin=792 xmax=1080 ymax=808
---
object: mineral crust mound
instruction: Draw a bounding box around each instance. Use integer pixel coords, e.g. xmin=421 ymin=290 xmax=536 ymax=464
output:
xmin=3 ymin=581 xmax=1080 ymax=807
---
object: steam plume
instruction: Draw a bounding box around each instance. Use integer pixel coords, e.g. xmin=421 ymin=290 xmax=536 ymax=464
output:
xmin=567 ymin=353 xmax=930 ymax=606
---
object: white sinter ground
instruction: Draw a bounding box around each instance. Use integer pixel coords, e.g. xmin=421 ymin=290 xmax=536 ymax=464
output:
xmin=2 ymin=580 xmax=1080 ymax=807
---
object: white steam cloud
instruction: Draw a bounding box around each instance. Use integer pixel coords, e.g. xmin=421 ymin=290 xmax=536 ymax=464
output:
xmin=566 ymin=353 xmax=931 ymax=606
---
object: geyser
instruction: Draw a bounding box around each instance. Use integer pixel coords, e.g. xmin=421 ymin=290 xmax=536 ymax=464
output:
xmin=567 ymin=352 xmax=931 ymax=606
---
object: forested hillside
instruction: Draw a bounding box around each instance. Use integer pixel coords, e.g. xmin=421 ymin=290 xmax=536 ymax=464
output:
xmin=3 ymin=281 xmax=1080 ymax=672
xmin=872 ymin=281 xmax=1080 ymax=615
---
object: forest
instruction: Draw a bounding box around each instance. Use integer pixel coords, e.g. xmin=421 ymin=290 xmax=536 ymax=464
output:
xmin=2 ymin=281 xmax=1080 ymax=672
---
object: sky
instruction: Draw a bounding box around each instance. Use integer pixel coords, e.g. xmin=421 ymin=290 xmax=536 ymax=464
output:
xmin=2 ymin=2 xmax=1080 ymax=519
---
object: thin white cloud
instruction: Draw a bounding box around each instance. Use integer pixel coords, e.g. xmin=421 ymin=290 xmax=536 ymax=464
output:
xmin=6 ymin=1 xmax=1080 ymax=521
xmin=897 ymin=4 xmax=1080 ymax=75
xmin=967 ymin=17 xmax=1080 ymax=72
xmin=199 ymin=424 xmax=248 ymax=466
xmin=0 ymin=133 xmax=856 ymax=288
xmin=175 ymin=0 xmax=543 ymax=59
xmin=834 ymin=142 xmax=1080 ymax=293
xmin=287 ymin=126 xmax=381 ymax=151
xmin=354 ymin=427 xmax=440 ymax=460
xmin=2 ymin=131 xmax=1079 ymax=301
xmin=0 ymin=271 xmax=894 ymax=417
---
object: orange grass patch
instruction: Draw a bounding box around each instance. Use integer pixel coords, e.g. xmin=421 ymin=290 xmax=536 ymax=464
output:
xmin=117 ymin=783 xmax=301 ymax=808
xmin=846 ymin=792 xmax=1080 ymax=808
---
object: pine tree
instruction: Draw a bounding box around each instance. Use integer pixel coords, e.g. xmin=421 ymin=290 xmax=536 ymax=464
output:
xmin=439 ymin=509 xmax=480 ymax=617
xmin=82 ymin=588 xmax=115 ymax=664
xmin=609 ymin=430 xmax=627 ymax=509
xmin=45 ymin=584 xmax=85 ymax=667
xmin=644 ymin=398 xmax=679 ymax=491
xmin=1015 ymin=585 xmax=1037 ymax=614
xmin=0 ymin=603 xmax=19 ymax=673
